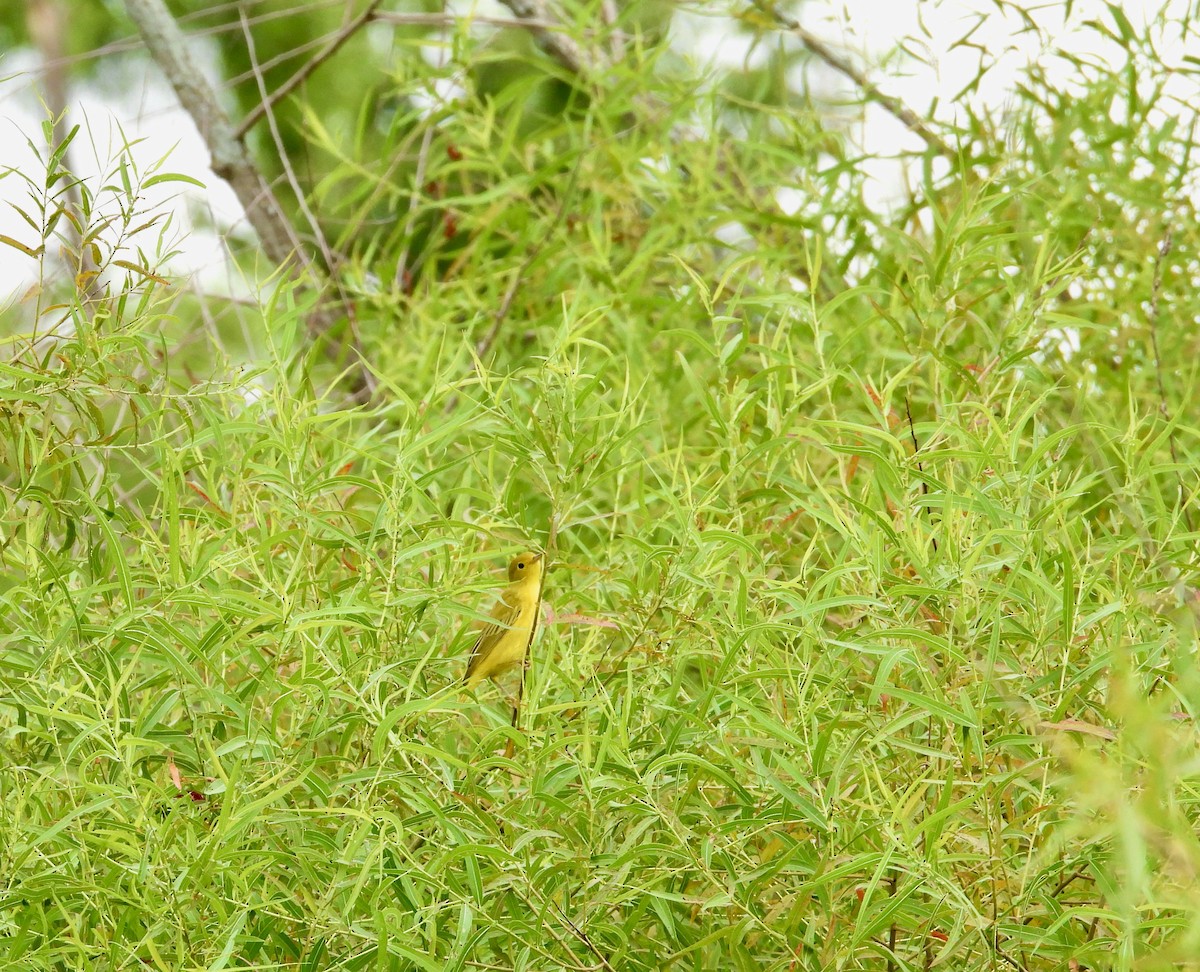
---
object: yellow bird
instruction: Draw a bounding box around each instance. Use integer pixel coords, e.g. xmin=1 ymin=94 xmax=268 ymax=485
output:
xmin=463 ymin=550 xmax=544 ymax=690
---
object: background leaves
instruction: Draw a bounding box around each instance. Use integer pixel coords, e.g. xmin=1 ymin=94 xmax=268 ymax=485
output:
xmin=3 ymin=1 xmax=1200 ymax=969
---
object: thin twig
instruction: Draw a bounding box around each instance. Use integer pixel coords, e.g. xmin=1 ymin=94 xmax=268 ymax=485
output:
xmin=125 ymin=0 xmax=375 ymax=398
xmin=234 ymin=0 xmax=384 ymax=139
xmin=235 ymin=5 xmax=376 ymax=402
xmin=17 ymin=0 xmax=351 ymax=76
xmin=751 ymin=0 xmax=956 ymax=160
xmin=500 ymin=884 xmax=610 ymax=971
xmin=886 ymin=871 xmax=898 ymax=972
xmin=548 ymin=897 xmax=616 ymax=972
xmin=475 ymin=147 xmax=587 ymax=360
xmin=236 ymin=7 xmax=335 ymax=273
xmin=394 ymin=124 xmax=437 ymax=293
xmin=1019 ymin=868 xmax=1090 ymax=925
xmin=905 ymin=394 xmax=938 ymax=553
xmin=1147 ymin=230 xmax=1193 ymax=533
xmin=992 ymin=935 xmax=1028 ymax=972
xmin=24 ymin=4 xmax=565 ymax=84
xmin=373 ymin=9 xmax=563 ymax=32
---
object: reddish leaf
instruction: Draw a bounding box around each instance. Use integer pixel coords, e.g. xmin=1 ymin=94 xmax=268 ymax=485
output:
xmin=186 ymin=481 xmax=228 ymax=515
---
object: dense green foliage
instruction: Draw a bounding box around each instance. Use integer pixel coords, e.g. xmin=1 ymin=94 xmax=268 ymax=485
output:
xmin=4 ymin=2 xmax=1200 ymax=969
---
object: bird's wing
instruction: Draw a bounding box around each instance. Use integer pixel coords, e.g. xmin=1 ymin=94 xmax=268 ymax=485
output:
xmin=463 ymin=594 xmax=524 ymax=681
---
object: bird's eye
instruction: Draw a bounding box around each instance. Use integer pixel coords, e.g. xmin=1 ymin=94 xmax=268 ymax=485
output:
xmin=518 ymin=562 xmax=525 ymax=569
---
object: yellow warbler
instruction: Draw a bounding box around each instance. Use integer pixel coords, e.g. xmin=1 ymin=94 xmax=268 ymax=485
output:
xmin=462 ymin=550 xmax=544 ymax=690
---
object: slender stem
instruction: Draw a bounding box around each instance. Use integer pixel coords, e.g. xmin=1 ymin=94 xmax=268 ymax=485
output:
xmin=234 ymin=0 xmax=384 ymax=139
xmin=123 ymin=0 xmax=308 ymax=273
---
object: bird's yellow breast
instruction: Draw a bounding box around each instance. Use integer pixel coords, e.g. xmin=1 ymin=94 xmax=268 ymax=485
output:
xmin=462 ymin=551 xmax=544 ymax=690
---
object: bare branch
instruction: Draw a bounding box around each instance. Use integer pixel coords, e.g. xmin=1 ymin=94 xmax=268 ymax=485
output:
xmin=123 ymin=0 xmax=310 ymax=274
xmin=236 ymin=7 xmax=336 ymax=272
xmin=234 ymin=0 xmax=385 ymax=140
xmin=751 ymin=0 xmax=956 ymax=160
xmin=33 ymin=6 xmax=565 ymax=79
xmin=124 ymin=0 xmax=377 ymax=400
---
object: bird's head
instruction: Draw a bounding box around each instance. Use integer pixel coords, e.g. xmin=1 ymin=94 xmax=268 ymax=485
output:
xmin=507 ymin=550 xmax=543 ymax=582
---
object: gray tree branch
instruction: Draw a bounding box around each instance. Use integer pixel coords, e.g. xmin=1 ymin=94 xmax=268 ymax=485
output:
xmin=124 ymin=0 xmax=311 ymax=275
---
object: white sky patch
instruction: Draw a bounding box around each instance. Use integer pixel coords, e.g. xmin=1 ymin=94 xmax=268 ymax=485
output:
xmin=640 ymin=154 xmax=673 ymax=175
xmin=670 ymin=7 xmax=762 ymax=72
xmin=845 ymin=253 xmax=875 ymax=287
xmin=1041 ymin=325 xmax=1084 ymax=362
xmin=713 ymin=220 xmax=753 ymax=248
xmin=774 ymin=185 xmax=805 ymax=217
xmin=409 ymin=73 xmax=469 ymax=116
